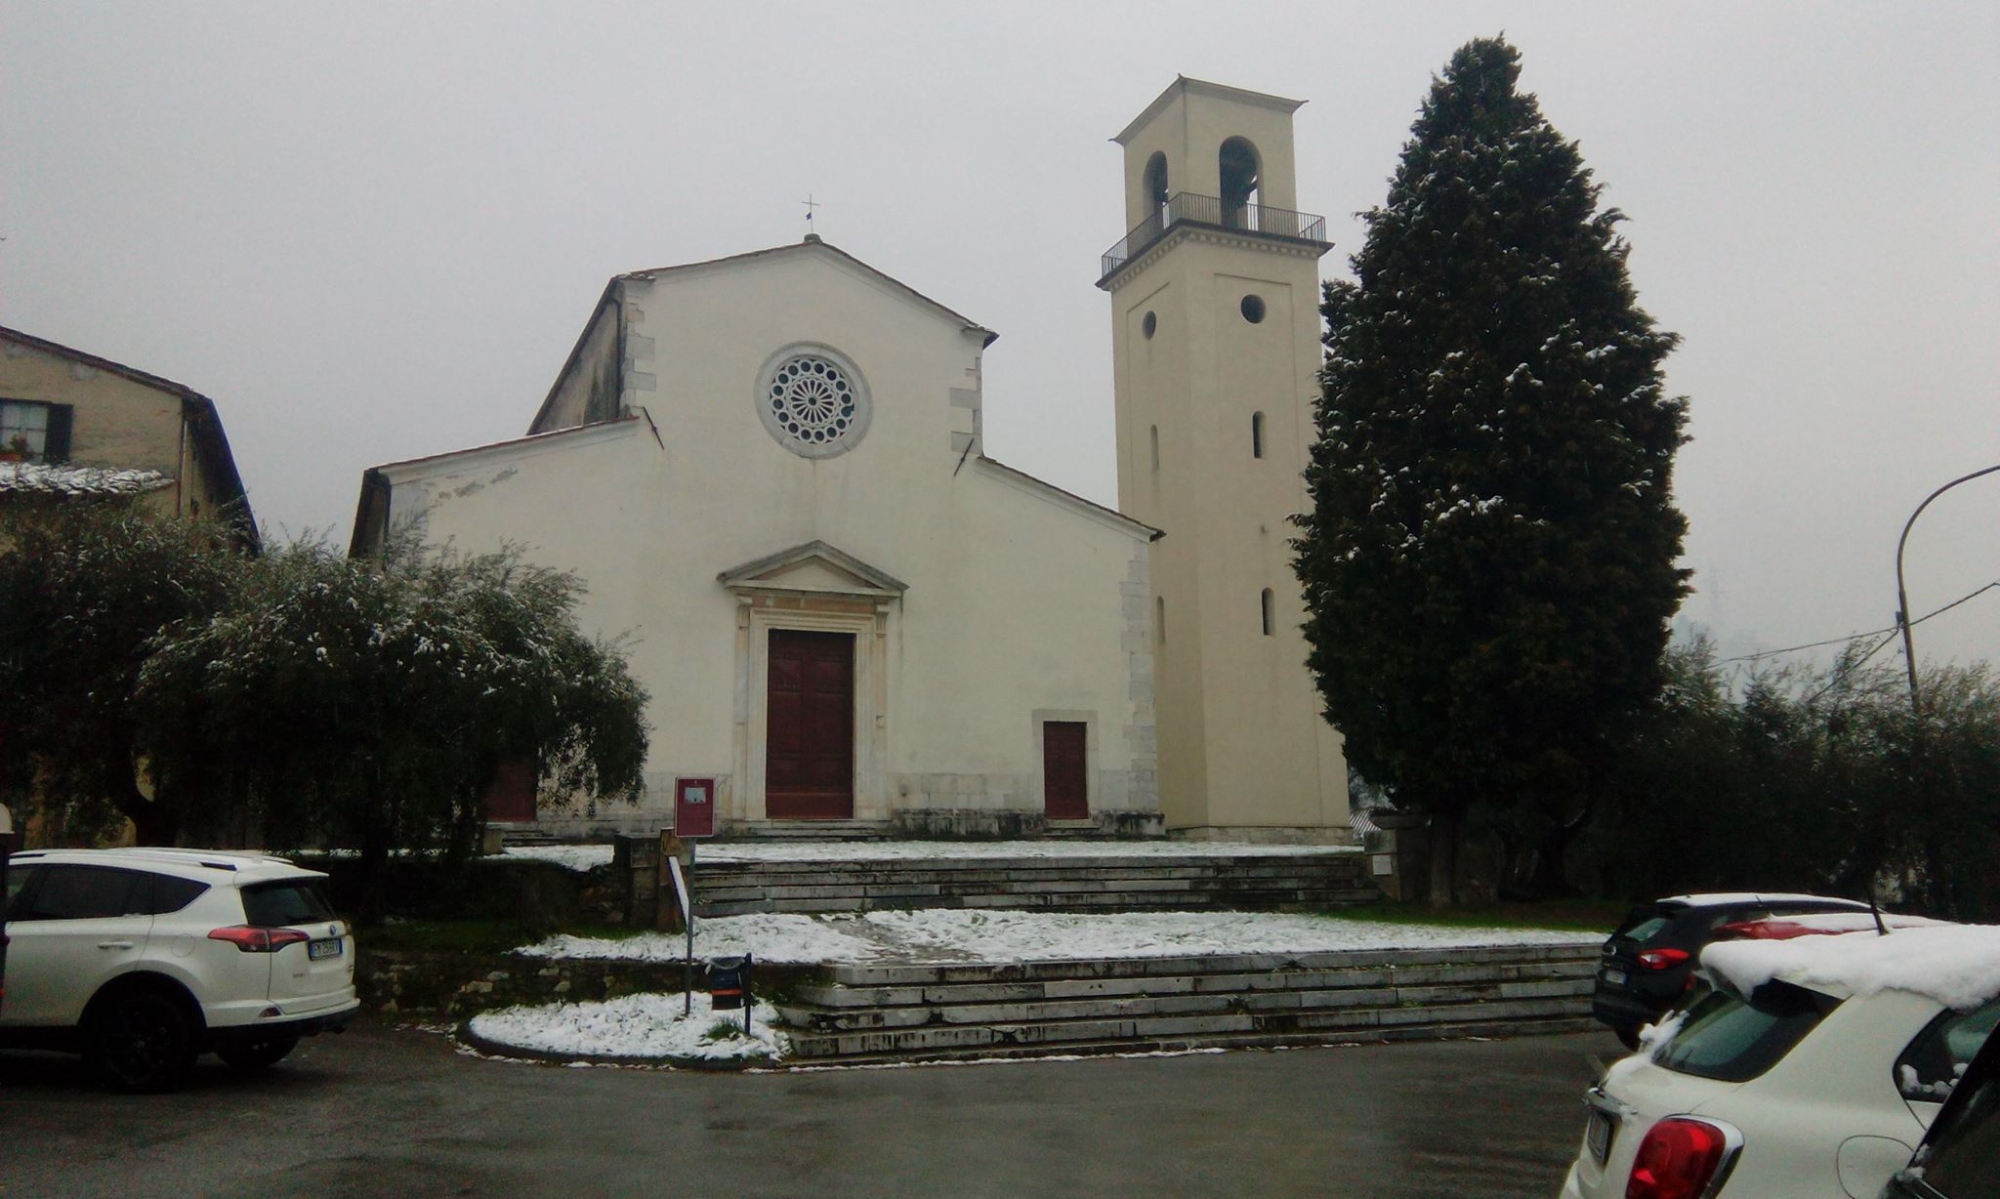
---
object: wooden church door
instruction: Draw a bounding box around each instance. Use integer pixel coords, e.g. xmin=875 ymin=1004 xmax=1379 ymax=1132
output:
xmin=1043 ymin=721 xmax=1089 ymax=820
xmin=765 ymin=630 xmax=856 ymax=819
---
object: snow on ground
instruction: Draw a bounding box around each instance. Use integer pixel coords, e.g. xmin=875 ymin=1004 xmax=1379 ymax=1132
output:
xmin=1703 ymin=922 xmax=2000 ymax=1011
xmin=497 ymin=839 xmax=1362 ymax=873
xmin=496 ymin=845 xmax=616 ymax=872
xmin=531 ymin=914 xmax=881 ymax=965
xmin=467 ymin=992 xmax=785 ymax=1061
xmin=521 ymin=909 xmax=1596 ymax=967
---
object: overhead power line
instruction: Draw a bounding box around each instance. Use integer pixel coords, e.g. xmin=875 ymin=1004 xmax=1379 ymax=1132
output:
xmin=1715 ymin=578 xmax=2000 ymax=666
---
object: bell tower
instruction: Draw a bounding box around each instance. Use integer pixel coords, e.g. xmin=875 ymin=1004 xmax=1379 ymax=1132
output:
xmin=1099 ymin=77 xmax=1349 ymax=841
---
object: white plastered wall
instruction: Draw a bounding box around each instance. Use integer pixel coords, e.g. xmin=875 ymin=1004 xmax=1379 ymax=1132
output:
xmin=372 ymin=245 xmax=1156 ymax=833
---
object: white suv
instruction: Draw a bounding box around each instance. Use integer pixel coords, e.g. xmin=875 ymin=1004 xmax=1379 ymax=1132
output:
xmin=1559 ymin=921 xmax=2000 ymax=1199
xmin=0 ymin=847 xmax=358 ymax=1090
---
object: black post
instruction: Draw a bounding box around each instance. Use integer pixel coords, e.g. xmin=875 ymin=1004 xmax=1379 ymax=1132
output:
xmin=1895 ymin=463 xmax=2000 ymax=711
xmin=0 ymin=804 xmax=12 ymax=1015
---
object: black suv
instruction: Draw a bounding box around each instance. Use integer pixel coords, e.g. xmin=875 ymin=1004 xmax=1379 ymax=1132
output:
xmin=1592 ymin=892 xmax=1872 ymax=1046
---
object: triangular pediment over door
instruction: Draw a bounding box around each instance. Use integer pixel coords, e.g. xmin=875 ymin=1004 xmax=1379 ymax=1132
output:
xmin=716 ymin=540 xmax=908 ymax=600
xmin=719 ymin=540 xmax=902 ymax=826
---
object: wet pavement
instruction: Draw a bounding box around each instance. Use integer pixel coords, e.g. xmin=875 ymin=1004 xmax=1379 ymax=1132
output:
xmin=0 ymin=1019 xmax=1618 ymax=1198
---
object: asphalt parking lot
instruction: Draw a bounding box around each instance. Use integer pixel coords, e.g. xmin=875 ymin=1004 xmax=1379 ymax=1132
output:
xmin=0 ymin=1020 xmax=1619 ymax=1198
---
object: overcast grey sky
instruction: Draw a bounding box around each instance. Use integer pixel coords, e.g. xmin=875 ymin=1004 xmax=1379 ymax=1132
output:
xmin=4 ymin=2 xmax=1995 ymax=669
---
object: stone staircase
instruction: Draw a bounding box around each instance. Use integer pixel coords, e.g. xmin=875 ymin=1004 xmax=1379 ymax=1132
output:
xmin=717 ymin=820 xmax=898 ymax=842
xmin=691 ymin=851 xmax=1380 ymax=917
xmin=777 ymin=943 xmax=1599 ymax=1064
xmin=495 ymin=826 xmax=566 ymax=848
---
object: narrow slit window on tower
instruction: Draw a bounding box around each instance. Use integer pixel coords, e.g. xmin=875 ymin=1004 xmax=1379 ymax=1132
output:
xmin=1149 ymin=425 xmax=1159 ymax=472
xmin=1219 ymin=136 xmax=1260 ymax=229
xmin=1156 ymin=596 xmax=1166 ymax=644
xmin=1260 ymin=588 xmax=1274 ymax=637
xmin=1251 ymin=412 xmax=1265 ymax=459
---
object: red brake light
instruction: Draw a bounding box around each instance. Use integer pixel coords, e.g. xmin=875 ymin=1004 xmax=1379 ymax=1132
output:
xmin=1626 ymin=1118 xmax=1731 ymax=1199
xmin=208 ymin=926 xmax=312 ymax=953
xmin=1636 ymin=947 xmax=1691 ymax=971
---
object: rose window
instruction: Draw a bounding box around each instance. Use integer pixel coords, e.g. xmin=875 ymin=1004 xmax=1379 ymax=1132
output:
xmin=756 ymin=347 xmax=872 ymax=458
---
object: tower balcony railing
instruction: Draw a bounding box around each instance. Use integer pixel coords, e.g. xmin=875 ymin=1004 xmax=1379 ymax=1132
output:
xmin=1099 ymin=192 xmax=1329 ymax=282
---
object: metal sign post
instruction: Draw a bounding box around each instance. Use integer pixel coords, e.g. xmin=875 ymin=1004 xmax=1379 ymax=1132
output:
xmin=664 ymin=851 xmax=694 ymax=1018
xmin=670 ymin=778 xmax=716 ymax=1018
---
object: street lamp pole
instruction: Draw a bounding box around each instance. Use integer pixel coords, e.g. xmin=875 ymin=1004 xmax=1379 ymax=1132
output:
xmin=1895 ymin=463 xmax=2000 ymax=710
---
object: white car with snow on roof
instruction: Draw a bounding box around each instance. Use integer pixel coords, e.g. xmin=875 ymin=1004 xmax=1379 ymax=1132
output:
xmin=1559 ymin=920 xmax=2000 ymax=1199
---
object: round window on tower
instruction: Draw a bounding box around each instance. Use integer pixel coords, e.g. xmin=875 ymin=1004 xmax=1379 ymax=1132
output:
xmin=1142 ymin=311 xmax=1158 ymax=339
xmin=1240 ymin=294 xmax=1267 ymax=324
xmin=754 ymin=345 xmax=873 ymax=459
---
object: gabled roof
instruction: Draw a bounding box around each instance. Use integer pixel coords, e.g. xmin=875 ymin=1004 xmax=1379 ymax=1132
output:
xmin=529 ymin=237 xmax=998 ymax=436
xmin=618 ymin=237 xmax=998 ymax=349
xmin=1115 ymin=76 xmax=1307 ymax=145
xmin=348 ymin=415 xmax=644 ymax=557
xmin=0 ymin=324 xmax=257 ymax=546
xmin=972 ymin=455 xmax=1162 ymax=542
xmin=367 ymin=414 xmax=643 ymax=479
xmin=718 ymin=540 xmax=909 ymax=599
xmin=2 ymin=324 xmax=215 ymax=407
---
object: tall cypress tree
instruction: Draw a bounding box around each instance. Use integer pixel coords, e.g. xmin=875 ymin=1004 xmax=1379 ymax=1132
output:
xmin=1295 ymin=38 xmax=1690 ymax=903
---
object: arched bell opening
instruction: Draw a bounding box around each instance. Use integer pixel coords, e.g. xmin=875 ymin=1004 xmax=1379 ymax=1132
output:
xmin=1219 ymin=137 xmax=1261 ymax=229
xmin=1142 ymin=151 xmax=1171 ymax=236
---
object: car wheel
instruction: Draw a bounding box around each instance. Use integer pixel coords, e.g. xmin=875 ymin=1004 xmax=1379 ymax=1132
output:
xmin=217 ymin=1035 xmax=300 ymax=1071
xmin=88 ymin=988 xmax=198 ymax=1092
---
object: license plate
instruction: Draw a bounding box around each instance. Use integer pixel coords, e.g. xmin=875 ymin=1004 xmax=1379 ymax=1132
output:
xmin=1586 ymin=1109 xmax=1617 ymax=1166
xmin=308 ymin=938 xmax=344 ymax=961
xmin=1601 ymin=967 xmax=1627 ymax=986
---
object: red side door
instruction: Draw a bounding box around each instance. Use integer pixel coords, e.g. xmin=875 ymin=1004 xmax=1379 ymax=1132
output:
xmin=482 ymin=760 xmax=537 ymax=823
xmin=766 ymin=630 xmax=855 ymax=819
xmin=1043 ymin=721 xmax=1089 ymax=821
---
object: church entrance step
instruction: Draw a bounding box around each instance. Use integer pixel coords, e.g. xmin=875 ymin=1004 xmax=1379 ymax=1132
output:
xmin=690 ymin=851 xmax=1380 ymax=916
xmin=496 ymin=827 xmax=566 ymax=848
xmin=773 ymin=944 xmax=1597 ymax=1063
xmin=776 ymin=1016 xmax=1606 ymax=1067
xmin=717 ymin=821 xmax=896 ymax=841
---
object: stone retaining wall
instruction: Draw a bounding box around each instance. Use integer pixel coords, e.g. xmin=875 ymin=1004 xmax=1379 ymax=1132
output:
xmin=357 ymin=949 xmax=820 ymax=1018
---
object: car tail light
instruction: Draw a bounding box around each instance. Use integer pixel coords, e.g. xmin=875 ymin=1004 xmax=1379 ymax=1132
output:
xmin=1626 ymin=1118 xmax=1733 ymax=1199
xmin=208 ymin=926 xmax=312 ymax=953
xmin=1636 ymin=947 xmax=1691 ymax=971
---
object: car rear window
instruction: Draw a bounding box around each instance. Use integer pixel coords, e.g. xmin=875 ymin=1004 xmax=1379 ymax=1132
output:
xmin=1608 ymin=907 xmax=1672 ymax=947
xmin=240 ymin=879 xmax=337 ymax=927
xmin=142 ymin=874 xmax=210 ymax=915
xmin=1655 ymin=982 xmax=1840 ymax=1082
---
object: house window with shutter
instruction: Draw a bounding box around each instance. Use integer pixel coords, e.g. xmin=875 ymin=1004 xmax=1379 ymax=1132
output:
xmin=0 ymin=400 xmax=74 ymax=461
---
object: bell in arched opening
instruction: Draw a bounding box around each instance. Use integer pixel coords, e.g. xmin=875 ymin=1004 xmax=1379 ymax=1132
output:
xmin=1143 ymin=152 xmax=1171 ymax=238
xmin=1219 ymin=136 xmax=1260 ymax=229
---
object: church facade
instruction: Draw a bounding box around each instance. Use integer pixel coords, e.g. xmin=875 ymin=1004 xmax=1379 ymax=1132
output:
xmin=352 ymin=239 xmax=1164 ymax=838
xmin=351 ymin=78 xmax=1352 ymax=843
